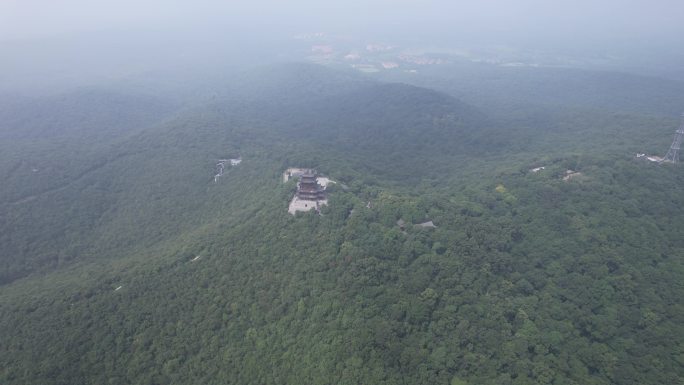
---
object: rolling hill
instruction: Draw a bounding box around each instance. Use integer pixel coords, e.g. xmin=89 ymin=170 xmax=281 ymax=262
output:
xmin=1 ymin=63 xmax=683 ymax=385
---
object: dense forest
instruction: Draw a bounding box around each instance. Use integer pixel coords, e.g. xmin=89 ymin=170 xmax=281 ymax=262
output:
xmin=1 ymin=63 xmax=684 ymax=384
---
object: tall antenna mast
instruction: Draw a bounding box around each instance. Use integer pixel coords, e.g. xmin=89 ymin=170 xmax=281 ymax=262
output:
xmin=661 ymin=113 xmax=684 ymax=164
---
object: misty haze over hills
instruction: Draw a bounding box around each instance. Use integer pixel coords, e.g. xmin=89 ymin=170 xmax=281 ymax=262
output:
xmin=1 ymin=2 xmax=684 ymax=385
xmin=2 ymin=0 xmax=684 ymax=93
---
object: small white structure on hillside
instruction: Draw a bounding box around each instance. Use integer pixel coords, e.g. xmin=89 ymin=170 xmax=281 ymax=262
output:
xmin=214 ymin=157 xmax=242 ymax=183
xmin=417 ymin=221 xmax=437 ymax=229
xmin=283 ymin=168 xmax=309 ymax=183
xmin=562 ymin=170 xmax=582 ymax=181
xmin=636 ymin=153 xmax=663 ymax=163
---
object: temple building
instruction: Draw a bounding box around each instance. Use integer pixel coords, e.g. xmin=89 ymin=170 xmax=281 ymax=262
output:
xmin=285 ymin=168 xmax=331 ymax=214
xmin=297 ymin=171 xmax=326 ymax=200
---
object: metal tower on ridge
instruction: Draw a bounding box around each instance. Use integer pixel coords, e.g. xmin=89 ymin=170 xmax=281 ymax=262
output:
xmin=661 ymin=113 xmax=684 ymax=164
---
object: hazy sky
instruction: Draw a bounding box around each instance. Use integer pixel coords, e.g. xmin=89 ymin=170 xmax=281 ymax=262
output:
xmin=2 ymin=0 xmax=684 ymax=91
xmin=2 ymin=0 xmax=683 ymax=44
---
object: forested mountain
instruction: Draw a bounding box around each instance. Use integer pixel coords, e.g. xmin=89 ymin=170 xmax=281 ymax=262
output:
xmin=1 ymin=63 xmax=683 ymax=385
xmin=0 ymin=89 xmax=177 ymax=139
xmin=375 ymin=62 xmax=684 ymax=117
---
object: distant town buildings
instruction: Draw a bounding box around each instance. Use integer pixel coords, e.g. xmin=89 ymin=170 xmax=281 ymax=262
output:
xmin=351 ymin=64 xmax=379 ymax=73
xmin=398 ymin=54 xmax=445 ymax=66
xmin=366 ymin=44 xmax=394 ymax=52
xmin=293 ymin=32 xmax=326 ymax=40
xmin=344 ymin=52 xmax=361 ymax=61
xmin=311 ymin=45 xmax=334 ymax=54
xmin=291 ymin=34 xmax=450 ymax=73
